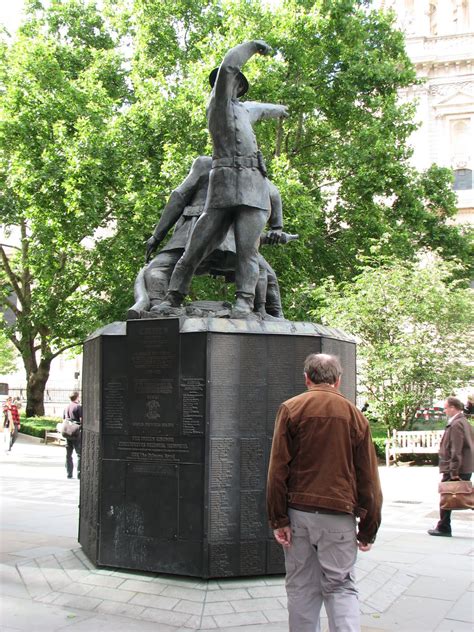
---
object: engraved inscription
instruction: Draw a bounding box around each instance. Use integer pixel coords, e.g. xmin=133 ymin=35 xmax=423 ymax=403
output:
xmin=209 ymin=544 xmax=233 ymax=577
xmin=210 ymin=438 xmax=237 ymax=488
xmin=210 ymin=335 xmax=239 ymax=383
xmin=240 ymin=542 xmax=265 ymax=575
xmin=239 ymin=337 xmax=267 ymax=385
xmin=267 ymin=338 xmax=294 ymax=384
xmin=210 ymin=386 xmax=238 ymax=435
xmin=239 ymin=388 xmax=266 ymax=434
xmin=240 ymin=438 xmax=265 ymax=489
xmin=116 ymin=436 xmax=190 ymax=462
xmin=104 ymin=378 xmax=126 ymax=431
xmin=128 ymin=322 xmax=179 ymax=432
xmin=209 ymin=489 xmax=237 ymax=541
xmin=240 ymin=492 xmax=264 ymax=540
xmin=181 ymin=377 xmax=205 ymax=435
xmin=130 ymin=326 xmax=175 ymax=372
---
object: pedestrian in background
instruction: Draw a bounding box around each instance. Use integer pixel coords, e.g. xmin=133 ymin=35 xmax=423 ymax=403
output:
xmin=428 ymin=396 xmax=474 ymax=537
xmin=2 ymin=396 xmax=20 ymax=451
xmin=267 ymin=353 xmax=382 ymax=632
xmin=63 ymin=392 xmax=82 ymax=479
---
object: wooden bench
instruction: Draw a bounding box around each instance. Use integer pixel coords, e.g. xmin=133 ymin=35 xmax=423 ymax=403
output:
xmin=44 ymin=430 xmax=66 ymax=446
xmin=385 ymin=429 xmax=444 ymax=467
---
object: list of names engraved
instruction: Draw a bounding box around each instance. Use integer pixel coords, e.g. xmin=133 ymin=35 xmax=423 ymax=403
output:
xmin=210 ymin=438 xmax=237 ymax=488
xmin=209 ymin=544 xmax=233 ymax=576
xmin=181 ymin=378 xmax=204 ymax=435
xmin=103 ymin=378 xmax=126 ymax=431
xmin=240 ymin=492 xmax=264 ymax=539
xmin=240 ymin=542 xmax=264 ymax=575
xmin=240 ymin=438 xmax=264 ymax=489
xmin=210 ymin=336 xmax=239 ymax=383
xmin=209 ymin=489 xmax=237 ymax=541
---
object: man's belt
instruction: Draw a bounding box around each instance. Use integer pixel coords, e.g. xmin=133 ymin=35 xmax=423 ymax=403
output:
xmin=212 ymin=151 xmax=267 ymax=177
xmin=288 ymin=503 xmax=349 ymax=516
xmin=182 ymin=205 xmax=204 ymax=217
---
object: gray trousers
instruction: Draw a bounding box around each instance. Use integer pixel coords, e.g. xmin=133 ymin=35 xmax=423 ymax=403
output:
xmin=284 ymin=509 xmax=360 ymax=632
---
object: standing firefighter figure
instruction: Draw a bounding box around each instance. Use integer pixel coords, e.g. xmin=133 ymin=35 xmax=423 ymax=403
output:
xmin=157 ymin=40 xmax=288 ymax=318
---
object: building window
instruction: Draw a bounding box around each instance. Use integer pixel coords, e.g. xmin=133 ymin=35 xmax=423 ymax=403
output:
xmin=453 ymin=168 xmax=473 ymax=190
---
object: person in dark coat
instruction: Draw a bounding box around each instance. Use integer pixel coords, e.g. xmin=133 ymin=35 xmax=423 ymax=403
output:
xmin=63 ymin=392 xmax=82 ymax=479
xmin=428 ymin=396 xmax=474 ymax=537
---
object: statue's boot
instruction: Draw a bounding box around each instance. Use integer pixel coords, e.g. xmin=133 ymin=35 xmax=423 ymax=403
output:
xmin=265 ymin=280 xmax=285 ymax=319
xmin=151 ymin=291 xmax=185 ymax=315
xmin=230 ymin=294 xmax=254 ymax=319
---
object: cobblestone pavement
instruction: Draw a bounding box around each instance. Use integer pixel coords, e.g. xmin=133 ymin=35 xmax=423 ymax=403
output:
xmin=0 ymin=434 xmax=472 ymax=631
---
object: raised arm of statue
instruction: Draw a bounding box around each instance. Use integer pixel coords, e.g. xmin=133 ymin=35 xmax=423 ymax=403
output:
xmin=213 ymin=40 xmax=272 ymax=100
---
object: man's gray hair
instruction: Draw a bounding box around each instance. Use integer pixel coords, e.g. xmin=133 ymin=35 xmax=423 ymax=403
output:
xmin=304 ymin=353 xmax=343 ymax=385
xmin=446 ymin=396 xmax=463 ymax=411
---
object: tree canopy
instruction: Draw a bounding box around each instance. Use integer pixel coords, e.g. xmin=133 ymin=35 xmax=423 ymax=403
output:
xmin=313 ymin=254 xmax=473 ymax=431
xmin=0 ymin=0 xmax=471 ymax=414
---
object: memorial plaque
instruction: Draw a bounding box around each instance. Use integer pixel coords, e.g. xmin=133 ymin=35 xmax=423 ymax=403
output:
xmin=180 ymin=333 xmax=206 ymax=436
xmin=127 ymin=319 xmax=180 ymax=435
xmin=80 ymin=318 xmax=356 ymax=578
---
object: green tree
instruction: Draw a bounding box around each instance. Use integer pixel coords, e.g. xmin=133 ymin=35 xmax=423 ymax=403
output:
xmin=1 ymin=0 xmax=471 ymax=415
xmin=0 ymin=330 xmax=18 ymax=375
xmin=0 ymin=0 xmax=129 ymax=415
xmin=311 ymin=254 xmax=473 ymax=432
xmin=107 ymin=0 xmax=471 ymax=318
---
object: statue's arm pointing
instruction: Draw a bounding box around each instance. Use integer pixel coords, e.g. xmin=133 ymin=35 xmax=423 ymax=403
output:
xmin=214 ymin=40 xmax=272 ymax=100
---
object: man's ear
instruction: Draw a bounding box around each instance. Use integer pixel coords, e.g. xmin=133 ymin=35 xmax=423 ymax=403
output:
xmin=334 ymin=376 xmax=342 ymax=389
xmin=304 ymin=372 xmax=312 ymax=388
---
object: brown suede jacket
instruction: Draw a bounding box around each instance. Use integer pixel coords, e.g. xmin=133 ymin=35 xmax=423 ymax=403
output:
xmin=439 ymin=413 xmax=474 ymax=476
xmin=266 ymin=384 xmax=383 ymax=544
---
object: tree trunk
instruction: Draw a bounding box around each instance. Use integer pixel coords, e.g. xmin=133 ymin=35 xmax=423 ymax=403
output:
xmin=26 ymin=360 xmax=51 ymax=417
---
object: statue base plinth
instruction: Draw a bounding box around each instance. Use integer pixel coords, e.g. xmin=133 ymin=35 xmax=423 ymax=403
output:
xmin=79 ymin=317 xmax=356 ymax=578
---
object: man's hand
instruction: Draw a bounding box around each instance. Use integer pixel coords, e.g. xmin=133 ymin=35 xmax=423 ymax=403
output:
xmin=266 ymin=228 xmax=282 ymax=245
xmin=145 ymin=236 xmax=160 ymax=262
xmin=273 ymin=526 xmax=292 ymax=548
xmin=358 ymin=542 xmax=372 ymax=552
xmin=254 ymin=40 xmax=272 ymax=56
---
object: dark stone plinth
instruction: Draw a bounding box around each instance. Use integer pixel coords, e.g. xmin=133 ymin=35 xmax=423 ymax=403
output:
xmin=79 ymin=318 xmax=356 ymax=578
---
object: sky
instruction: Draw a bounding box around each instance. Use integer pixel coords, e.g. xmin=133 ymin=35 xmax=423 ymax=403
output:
xmin=0 ymin=1 xmax=25 ymax=34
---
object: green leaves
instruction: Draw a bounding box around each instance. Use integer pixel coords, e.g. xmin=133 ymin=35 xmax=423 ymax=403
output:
xmin=314 ymin=254 xmax=473 ymax=431
xmin=0 ymin=0 xmax=470 ymax=415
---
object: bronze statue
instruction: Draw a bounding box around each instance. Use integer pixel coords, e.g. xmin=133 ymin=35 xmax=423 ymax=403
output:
xmin=127 ymin=156 xmax=297 ymax=320
xmin=155 ymin=40 xmax=288 ymax=318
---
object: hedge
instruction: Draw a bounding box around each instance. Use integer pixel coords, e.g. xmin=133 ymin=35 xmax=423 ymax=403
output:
xmin=20 ymin=415 xmax=61 ymax=439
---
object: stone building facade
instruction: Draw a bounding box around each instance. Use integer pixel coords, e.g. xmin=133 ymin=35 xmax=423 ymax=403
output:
xmin=375 ymin=0 xmax=474 ymax=224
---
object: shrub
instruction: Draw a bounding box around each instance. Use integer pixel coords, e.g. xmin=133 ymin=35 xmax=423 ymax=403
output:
xmin=372 ymin=437 xmax=386 ymax=461
xmin=20 ymin=415 xmax=61 ymax=439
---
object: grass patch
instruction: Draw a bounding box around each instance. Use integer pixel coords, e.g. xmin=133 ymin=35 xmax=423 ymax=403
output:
xmin=20 ymin=415 xmax=61 ymax=439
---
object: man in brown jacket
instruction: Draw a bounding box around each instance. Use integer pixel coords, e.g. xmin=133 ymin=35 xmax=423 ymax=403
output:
xmin=267 ymin=353 xmax=382 ymax=632
xmin=428 ymin=396 xmax=474 ymax=537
